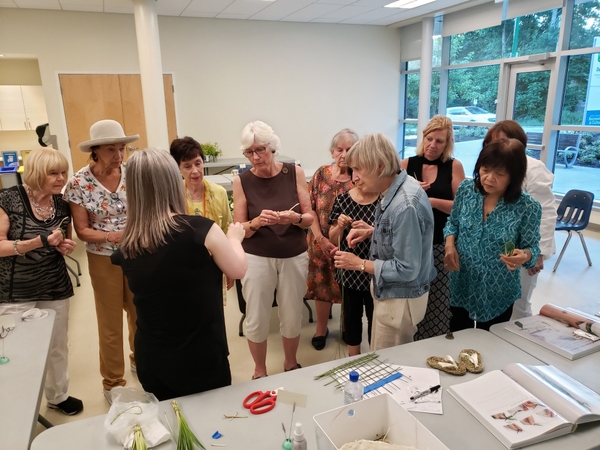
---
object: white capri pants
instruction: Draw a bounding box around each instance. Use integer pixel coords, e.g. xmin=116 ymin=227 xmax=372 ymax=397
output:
xmin=242 ymin=252 xmax=309 ymax=343
xmin=511 ymin=269 xmax=539 ymax=320
xmin=0 ymin=299 xmax=70 ymax=405
xmin=369 ymin=290 xmax=429 ymax=351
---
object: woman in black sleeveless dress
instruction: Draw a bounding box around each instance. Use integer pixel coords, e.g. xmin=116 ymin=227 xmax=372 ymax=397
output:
xmin=401 ymin=116 xmax=465 ymax=340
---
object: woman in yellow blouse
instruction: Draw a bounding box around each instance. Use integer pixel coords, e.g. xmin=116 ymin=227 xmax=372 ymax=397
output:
xmin=170 ymin=137 xmax=233 ymax=291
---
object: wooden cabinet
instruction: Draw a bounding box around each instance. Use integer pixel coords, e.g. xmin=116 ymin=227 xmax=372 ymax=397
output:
xmin=59 ymin=74 xmax=177 ymax=172
xmin=0 ymin=85 xmax=48 ymax=131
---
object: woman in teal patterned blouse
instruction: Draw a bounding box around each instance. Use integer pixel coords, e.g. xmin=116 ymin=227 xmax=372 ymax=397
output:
xmin=443 ymin=138 xmax=541 ymax=331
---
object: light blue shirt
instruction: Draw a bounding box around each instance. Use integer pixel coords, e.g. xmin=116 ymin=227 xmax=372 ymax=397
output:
xmin=443 ymin=179 xmax=542 ymax=322
xmin=371 ymin=171 xmax=436 ymax=300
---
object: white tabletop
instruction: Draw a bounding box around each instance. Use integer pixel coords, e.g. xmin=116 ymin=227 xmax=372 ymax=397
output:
xmin=0 ymin=310 xmax=56 ymax=450
xmin=490 ymin=321 xmax=600 ymax=394
xmin=31 ymin=329 xmax=600 ymax=450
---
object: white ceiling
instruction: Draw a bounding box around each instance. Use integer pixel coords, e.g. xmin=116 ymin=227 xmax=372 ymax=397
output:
xmin=0 ymin=0 xmax=476 ymax=26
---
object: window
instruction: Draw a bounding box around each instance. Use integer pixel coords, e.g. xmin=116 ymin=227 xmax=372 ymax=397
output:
xmin=569 ymin=0 xmax=600 ymax=50
xmin=450 ymin=22 xmax=514 ymax=64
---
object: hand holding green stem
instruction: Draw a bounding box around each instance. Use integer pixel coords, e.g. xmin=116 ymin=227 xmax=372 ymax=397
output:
xmin=504 ymin=241 xmax=515 ymax=256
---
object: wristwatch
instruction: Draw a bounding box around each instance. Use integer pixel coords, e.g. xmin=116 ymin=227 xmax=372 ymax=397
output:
xmin=360 ymin=260 xmax=367 ymax=272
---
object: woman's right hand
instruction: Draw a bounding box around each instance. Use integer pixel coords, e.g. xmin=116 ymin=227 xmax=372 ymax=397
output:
xmin=444 ymin=244 xmax=460 ymax=271
xmin=47 ymin=228 xmax=64 ymax=247
xmin=107 ymin=231 xmax=123 ymax=244
xmin=257 ymin=209 xmax=280 ymax=226
xmin=227 ymin=222 xmax=245 ymax=242
xmin=336 ymin=214 xmax=353 ymax=229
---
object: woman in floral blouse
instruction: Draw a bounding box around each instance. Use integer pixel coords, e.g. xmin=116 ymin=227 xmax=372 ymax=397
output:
xmin=306 ymin=129 xmax=357 ymax=350
xmin=65 ymin=119 xmax=139 ymax=404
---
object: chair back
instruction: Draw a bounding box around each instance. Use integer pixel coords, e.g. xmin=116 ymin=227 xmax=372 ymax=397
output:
xmin=556 ymin=190 xmax=595 ymax=231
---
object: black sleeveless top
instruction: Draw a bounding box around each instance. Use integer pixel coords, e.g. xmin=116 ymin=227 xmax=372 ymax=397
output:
xmin=407 ymin=156 xmax=454 ymax=244
xmin=239 ymin=162 xmax=307 ymax=258
xmin=0 ymin=185 xmax=73 ymax=302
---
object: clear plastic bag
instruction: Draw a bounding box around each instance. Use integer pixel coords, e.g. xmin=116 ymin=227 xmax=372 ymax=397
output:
xmin=104 ymin=387 xmax=171 ymax=449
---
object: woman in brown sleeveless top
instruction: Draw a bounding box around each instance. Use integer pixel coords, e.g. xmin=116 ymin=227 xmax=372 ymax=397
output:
xmin=232 ymin=121 xmax=314 ymax=380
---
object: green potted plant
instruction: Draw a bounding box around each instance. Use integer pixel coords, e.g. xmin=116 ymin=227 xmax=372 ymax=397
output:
xmin=202 ymin=142 xmax=222 ymax=162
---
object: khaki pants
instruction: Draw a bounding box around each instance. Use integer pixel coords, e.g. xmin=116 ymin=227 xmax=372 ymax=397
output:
xmin=370 ymin=290 xmax=429 ymax=351
xmin=87 ymin=252 xmax=137 ymax=390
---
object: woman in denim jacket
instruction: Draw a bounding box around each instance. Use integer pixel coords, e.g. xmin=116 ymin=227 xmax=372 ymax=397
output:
xmin=334 ymin=133 xmax=436 ymax=350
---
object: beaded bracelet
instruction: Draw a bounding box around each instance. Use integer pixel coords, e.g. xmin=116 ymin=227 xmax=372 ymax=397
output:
xmin=13 ymin=240 xmax=26 ymax=256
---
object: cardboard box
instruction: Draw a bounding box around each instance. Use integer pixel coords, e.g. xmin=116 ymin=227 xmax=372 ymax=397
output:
xmin=314 ymin=393 xmax=449 ymax=450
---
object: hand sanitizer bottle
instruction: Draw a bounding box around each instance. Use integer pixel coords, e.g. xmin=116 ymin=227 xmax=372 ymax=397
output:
xmin=292 ymin=422 xmax=307 ymax=450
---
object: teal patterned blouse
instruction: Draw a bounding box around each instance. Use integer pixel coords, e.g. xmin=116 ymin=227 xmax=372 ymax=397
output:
xmin=443 ymin=179 xmax=542 ymax=322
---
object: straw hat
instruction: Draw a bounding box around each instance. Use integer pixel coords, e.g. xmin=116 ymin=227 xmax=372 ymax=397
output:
xmin=78 ymin=120 xmax=139 ymax=153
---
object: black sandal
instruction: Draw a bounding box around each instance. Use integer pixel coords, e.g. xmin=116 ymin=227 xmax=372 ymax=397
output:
xmin=311 ymin=328 xmax=329 ymax=350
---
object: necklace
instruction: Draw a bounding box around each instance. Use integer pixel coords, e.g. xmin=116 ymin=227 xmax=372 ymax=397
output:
xmin=25 ymin=185 xmax=55 ymax=222
xmin=186 ymin=188 xmax=205 ymax=216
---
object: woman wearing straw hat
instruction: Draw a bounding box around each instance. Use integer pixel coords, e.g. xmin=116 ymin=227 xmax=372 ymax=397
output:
xmin=65 ymin=119 xmax=139 ymax=404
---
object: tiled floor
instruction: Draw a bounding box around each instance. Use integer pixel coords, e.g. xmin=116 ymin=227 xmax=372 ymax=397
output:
xmin=33 ymin=228 xmax=600 ymax=437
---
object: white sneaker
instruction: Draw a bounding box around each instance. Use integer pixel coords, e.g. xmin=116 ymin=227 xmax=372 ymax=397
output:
xmin=103 ymin=389 xmax=113 ymax=406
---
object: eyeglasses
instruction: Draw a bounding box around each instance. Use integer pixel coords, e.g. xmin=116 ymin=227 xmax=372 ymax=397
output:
xmin=243 ymin=147 xmax=268 ymax=158
xmin=110 ymin=192 xmax=125 ymax=214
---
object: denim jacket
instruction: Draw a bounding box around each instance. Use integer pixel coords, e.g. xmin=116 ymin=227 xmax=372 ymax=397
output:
xmin=371 ymin=171 xmax=436 ymax=300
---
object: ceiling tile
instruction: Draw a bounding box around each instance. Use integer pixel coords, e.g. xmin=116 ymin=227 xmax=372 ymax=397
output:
xmin=216 ymin=12 xmax=251 ymax=18
xmin=315 ymin=4 xmax=376 ymax=21
xmin=280 ymin=2 xmax=342 ymax=21
xmin=180 ymin=10 xmax=219 ymax=17
xmin=249 ymin=1 xmax=314 ymax=21
xmin=350 ymin=0 xmax=395 ymax=7
xmin=59 ymin=0 xmax=102 ymax=12
xmin=0 ymin=1 xmax=18 ymax=6
xmin=13 ymin=0 xmax=61 ymax=9
xmin=314 ymin=0 xmax=355 ymax=5
xmin=156 ymin=0 xmax=192 ymax=16
xmin=185 ymin=0 xmax=235 ymax=14
xmin=340 ymin=5 xmax=400 ymax=23
xmin=221 ymin=0 xmax=271 ymax=16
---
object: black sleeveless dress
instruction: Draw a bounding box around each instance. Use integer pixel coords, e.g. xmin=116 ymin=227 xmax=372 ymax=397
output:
xmin=111 ymin=215 xmax=231 ymax=400
xmin=407 ymin=156 xmax=454 ymax=340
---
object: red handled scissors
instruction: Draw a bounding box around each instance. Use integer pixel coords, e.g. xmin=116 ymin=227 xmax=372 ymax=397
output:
xmin=243 ymin=389 xmax=278 ymax=414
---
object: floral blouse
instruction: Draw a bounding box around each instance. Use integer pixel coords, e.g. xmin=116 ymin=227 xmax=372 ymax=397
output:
xmin=64 ymin=164 xmax=127 ymax=256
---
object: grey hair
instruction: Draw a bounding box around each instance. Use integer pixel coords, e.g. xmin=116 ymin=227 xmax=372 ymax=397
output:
xmin=240 ymin=121 xmax=281 ymax=154
xmin=119 ymin=147 xmax=186 ymax=259
xmin=346 ymin=133 xmax=401 ymax=178
xmin=329 ymin=128 xmax=359 ymax=155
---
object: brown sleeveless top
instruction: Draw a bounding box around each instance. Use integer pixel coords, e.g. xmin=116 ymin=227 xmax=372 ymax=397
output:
xmin=240 ymin=162 xmax=307 ymax=258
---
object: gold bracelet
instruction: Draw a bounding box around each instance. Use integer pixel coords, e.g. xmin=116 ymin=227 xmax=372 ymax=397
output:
xmin=13 ymin=239 xmax=25 ymax=256
xmin=249 ymin=220 xmax=258 ymax=232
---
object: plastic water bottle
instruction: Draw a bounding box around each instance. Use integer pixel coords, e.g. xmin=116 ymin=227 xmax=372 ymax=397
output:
xmin=292 ymin=422 xmax=307 ymax=450
xmin=344 ymin=371 xmax=364 ymax=405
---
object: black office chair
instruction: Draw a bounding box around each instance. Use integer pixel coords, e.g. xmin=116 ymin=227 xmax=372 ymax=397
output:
xmin=552 ymin=189 xmax=594 ymax=272
xmin=235 ymin=279 xmax=313 ymax=337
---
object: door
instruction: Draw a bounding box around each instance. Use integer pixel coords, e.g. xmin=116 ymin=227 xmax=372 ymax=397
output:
xmin=505 ymin=63 xmax=553 ymax=160
xmin=59 ymin=74 xmax=177 ymax=172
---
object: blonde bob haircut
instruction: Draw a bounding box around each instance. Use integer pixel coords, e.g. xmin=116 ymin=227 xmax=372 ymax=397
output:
xmin=415 ymin=115 xmax=455 ymax=163
xmin=23 ymin=147 xmax=69 ymax=190
xmin=240 ymin=120 xmax=281 ymax=154
xmin=329 ymin=128 xmax=359 ymax=154
xmin=346 ymin=133 xmax=401 ymax=178
xmin=119 ymin=148 xmax=186 ymax=259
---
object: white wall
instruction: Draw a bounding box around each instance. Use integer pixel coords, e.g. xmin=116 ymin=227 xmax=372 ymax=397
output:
xmin=0 ymin=9 xmax=401 ymax=172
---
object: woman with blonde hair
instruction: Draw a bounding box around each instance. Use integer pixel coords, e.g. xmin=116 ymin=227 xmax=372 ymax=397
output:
xmin=111 ymin=148 xmax=247 ymax=400
xmin=233 ymin=120 xmax=313 ymax=379
xmin=306 ymin=129 xmax=357 ymax=351
xmin=334 ymin=133 xmax=436 ymax=349
xmin=0 ymin=147 xmax=82 ymax=415
xmin=400 ymin=115 xmax=465 ymax=339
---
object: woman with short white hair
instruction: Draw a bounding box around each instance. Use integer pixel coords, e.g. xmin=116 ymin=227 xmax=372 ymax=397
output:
xmin=334 ymin=133 xmax=436 ymax=349
xmin=233 ymin=121 xmax=313 ymax=379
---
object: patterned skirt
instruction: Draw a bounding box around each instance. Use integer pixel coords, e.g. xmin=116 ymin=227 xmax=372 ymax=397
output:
xmin=414 ymin=244 xmax=451 ymax=340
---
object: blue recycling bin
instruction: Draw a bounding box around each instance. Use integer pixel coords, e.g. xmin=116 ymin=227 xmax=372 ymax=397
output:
xmin=0 ymin=166 xmax=19 ymax=189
